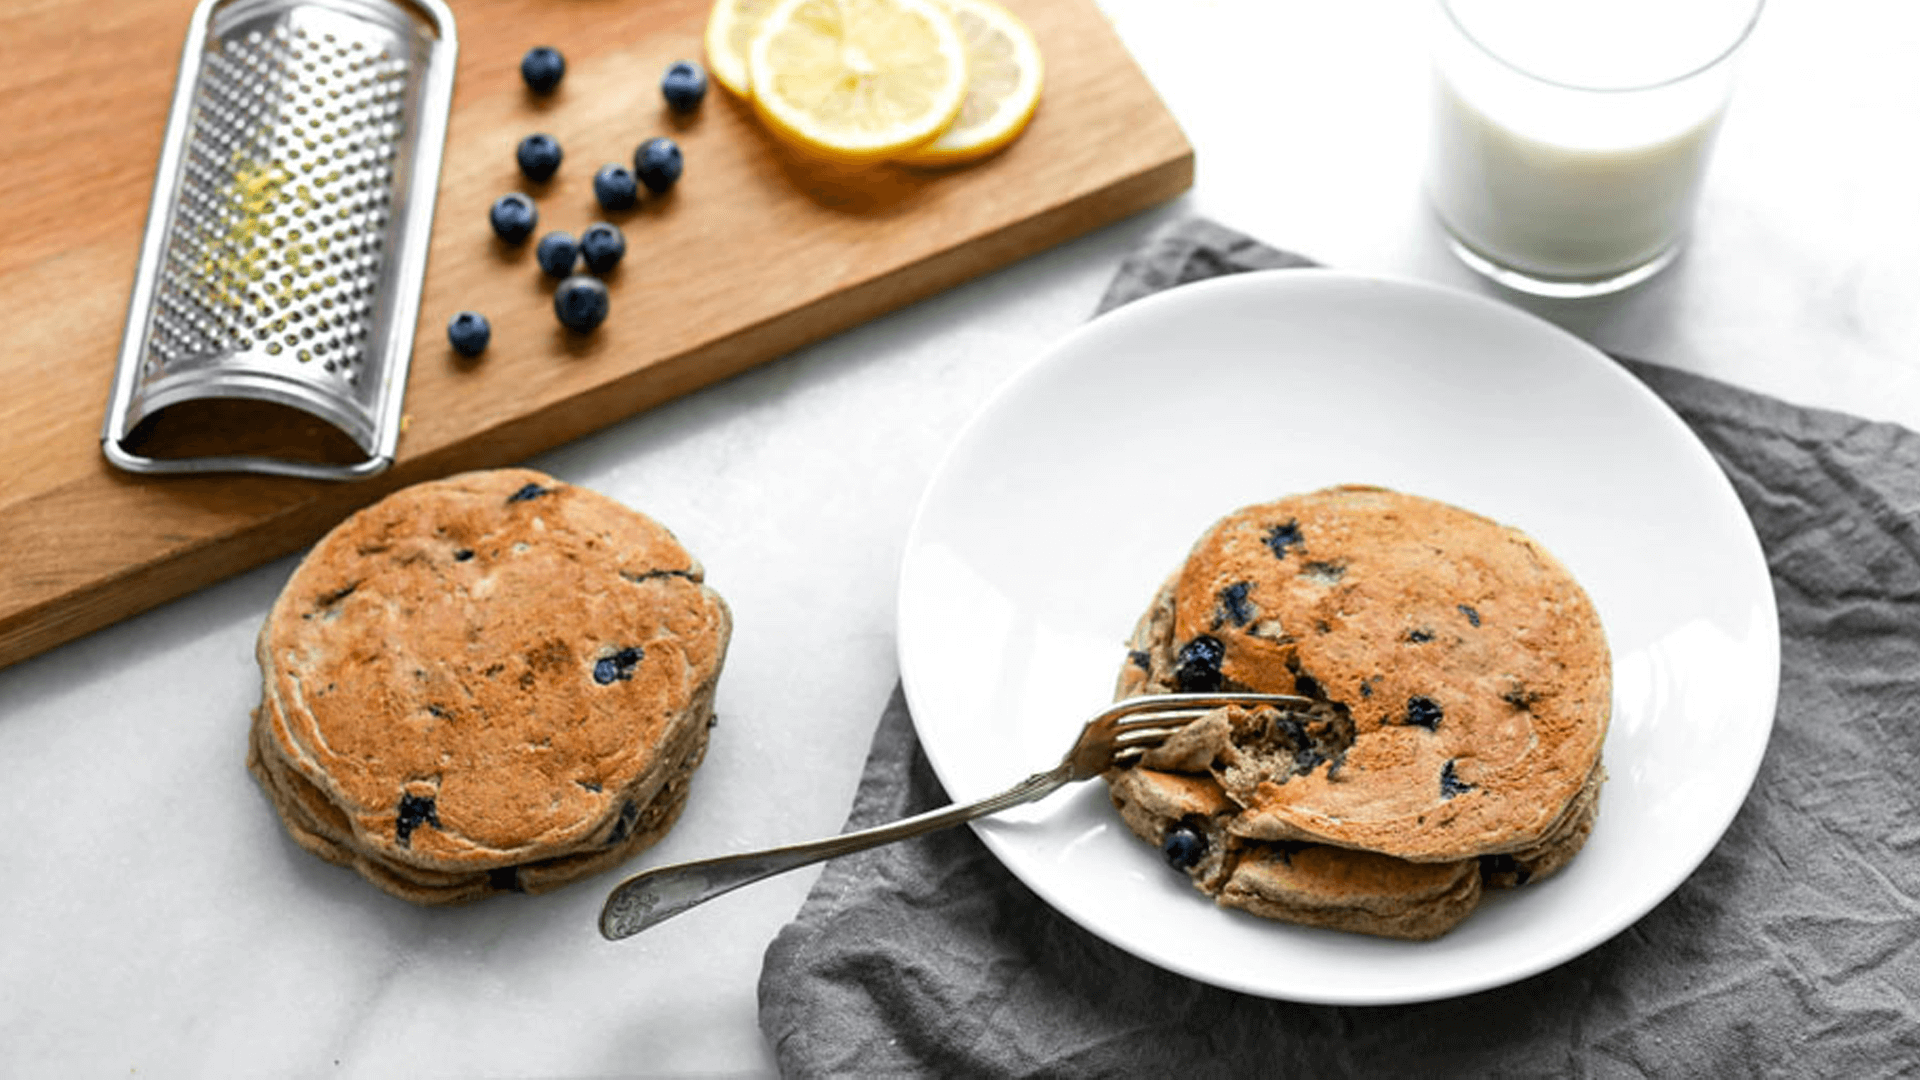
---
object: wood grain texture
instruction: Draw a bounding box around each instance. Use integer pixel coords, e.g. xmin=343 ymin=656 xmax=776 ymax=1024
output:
xmin=0 ymin=0 xmax=1191 ymax=670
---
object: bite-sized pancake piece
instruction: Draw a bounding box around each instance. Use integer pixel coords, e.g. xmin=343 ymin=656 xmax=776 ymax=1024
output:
xmin=1104 ymin=702 xmax=1483 ymax=940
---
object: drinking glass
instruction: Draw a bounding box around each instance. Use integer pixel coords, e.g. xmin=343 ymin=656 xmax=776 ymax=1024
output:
xmin=1426 ymin=0 xmax=1765 ymax=297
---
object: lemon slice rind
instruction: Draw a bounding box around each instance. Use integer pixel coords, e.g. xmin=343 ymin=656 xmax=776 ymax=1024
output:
xmin=895 ymin=0 xmax=1043 ymax=167
xmin=704 ymin=0 xmax=783 ymax=96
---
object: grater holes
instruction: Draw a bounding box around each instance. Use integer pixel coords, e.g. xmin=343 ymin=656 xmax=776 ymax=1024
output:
xmin=163 ymin=18 xmax=399 ymax=382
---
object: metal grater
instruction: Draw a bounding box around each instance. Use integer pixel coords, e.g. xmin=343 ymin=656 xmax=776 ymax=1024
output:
xmin=102 ymin=0 xmax=456 ymax=480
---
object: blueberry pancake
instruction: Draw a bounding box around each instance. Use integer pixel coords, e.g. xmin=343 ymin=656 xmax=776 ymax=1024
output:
xmin=1121 ymin=485 xmax=1609 ymax=865
xmin=248 ymin=468 xmax=731 ymax=903
xmin=1105 ymin=485 xmax=1609 ymax=937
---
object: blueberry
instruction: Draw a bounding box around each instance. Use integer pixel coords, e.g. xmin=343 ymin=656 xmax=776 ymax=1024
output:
xmin=446 ymin=311 xmax=490 ymax=357
xmin=507 ymin=482 xmax=549 ymax=503
xmin=633 ymin=137 xmax=683 ymax=194
xmin=1216 ymin=581 xmax=1254 ymax=627
xmin=554 ymin=274 xmax=610 ymax=332
xmin=1458 ymin=603 xmax=1481 ymax=627
xmin=579 ymin=222 xmax=626 ymax=273
xmin=517 ymin=132 xmax=563 ymax=181
xmin=606 ymin=799 xmax=642 ymax=844
xmin=453 ymin=549 xmax=474 ymax=561
xmin=488 ymin=192 xmax=538 ymax=244
xmin=521 ymin=46 xmax=565 ymax=94
xmin=1439 ymin=759 xmax=1475 ymax=799
xmin=1407 ymin=695 xmax=1444 ymax=730
xmin=1127 ymin=649 xmax=1152 ymax=671
xmin=661 ymin=60 xmax=708 ymax=113
xmin=395 ymin=793 xmax=440 ymax=848
xmin=593 ymin=646 xmax=645 ymax=684
xmin=1255 ymin=710 xmax=1328 ymax=773
xmin=593 ymin=163 xmax=639 ymax=211
xmin=1264 ymin=520 xmax=1304 ymax=559
xmin=1174 ymin=635 xmax=1225 ymax=693
xmin=1162 ymin=824 xmax=1207 ymax=871
xmin=536 ymin=231 xmax=579 ymax=277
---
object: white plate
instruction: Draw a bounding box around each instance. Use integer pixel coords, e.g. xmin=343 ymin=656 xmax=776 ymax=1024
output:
xmin=896 ymin=269 xmax=1779 ymax=1004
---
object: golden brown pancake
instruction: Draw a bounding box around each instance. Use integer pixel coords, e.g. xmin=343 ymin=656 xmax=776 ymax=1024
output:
xmin=249 ymin=468 xmax=731 ymax=904
xmin=1105 ymin=485 xmax=1609 ymax=938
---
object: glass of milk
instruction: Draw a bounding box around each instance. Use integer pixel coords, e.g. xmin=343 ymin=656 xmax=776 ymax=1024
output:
xmin=1426 ymin=0 xmax=1764 ymax=297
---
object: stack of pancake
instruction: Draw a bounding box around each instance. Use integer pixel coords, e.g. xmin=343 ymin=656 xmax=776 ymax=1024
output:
xmin=247 ymin=468 xmax=732 ymax=904
xmin=1107 ymin=485 xmax=1609 ymax=939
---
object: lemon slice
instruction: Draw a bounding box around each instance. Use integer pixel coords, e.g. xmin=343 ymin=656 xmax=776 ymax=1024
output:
xmin=746 ymin=0 xmax=970 ymax=165
xmin=896 ymin=0 xmax=1043 ymax=166
xmin=704 ymin=0 xmax=783 ymax=96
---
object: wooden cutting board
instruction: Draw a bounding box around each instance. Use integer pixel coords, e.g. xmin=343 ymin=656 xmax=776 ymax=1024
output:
xmin=0 ymin=0 xmax=1190 ymax=671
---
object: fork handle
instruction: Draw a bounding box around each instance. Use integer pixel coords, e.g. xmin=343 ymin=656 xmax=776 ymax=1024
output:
xmin=599 ymin=763 xmax=1072 ymax=940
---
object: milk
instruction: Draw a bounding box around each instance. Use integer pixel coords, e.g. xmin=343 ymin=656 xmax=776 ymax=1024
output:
xmin=1426 ymin=0 xmax=1760 ymax=291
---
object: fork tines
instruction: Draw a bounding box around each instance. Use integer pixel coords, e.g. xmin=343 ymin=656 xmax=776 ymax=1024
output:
xmin=1103 ymin=692 xmax=1317 ymax=761
xmin=1104 ymin=691 xmax=1314 ymax=723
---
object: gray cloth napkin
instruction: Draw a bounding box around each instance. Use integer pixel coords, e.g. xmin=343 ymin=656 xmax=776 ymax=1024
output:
xmin=758 ymin=218 xmax=1920 ymax=1077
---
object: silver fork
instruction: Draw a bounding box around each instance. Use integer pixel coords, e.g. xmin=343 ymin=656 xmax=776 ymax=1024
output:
xmin=598 ymin=691 xmax=1312 ymax=940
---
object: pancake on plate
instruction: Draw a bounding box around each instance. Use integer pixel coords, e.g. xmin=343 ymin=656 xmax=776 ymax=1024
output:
xmin=1107 ymin=484 xmax=1609 ymax=938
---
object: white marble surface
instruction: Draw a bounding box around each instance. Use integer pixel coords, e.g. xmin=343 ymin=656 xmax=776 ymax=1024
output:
xmin=2 ymin=1 xmax=1915 ymax=1076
